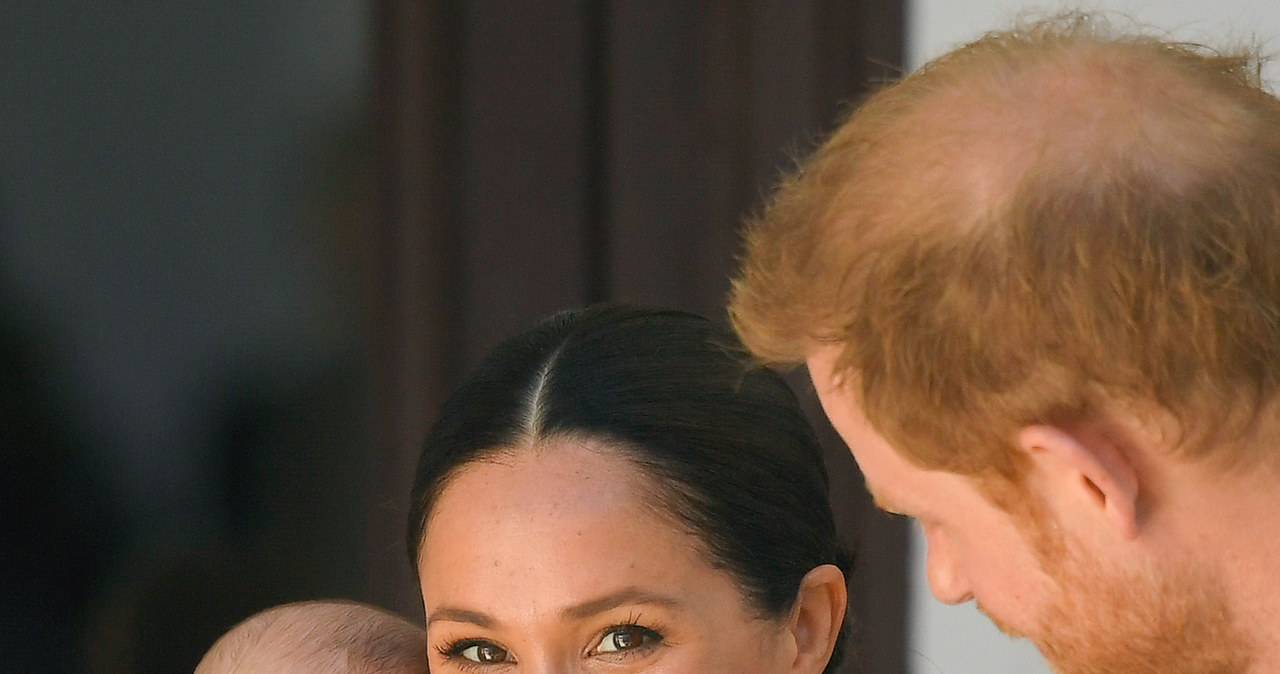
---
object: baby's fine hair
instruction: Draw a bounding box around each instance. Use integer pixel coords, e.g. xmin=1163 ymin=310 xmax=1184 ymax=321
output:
xmin=195 ymin=600 xmax=425 ymax=674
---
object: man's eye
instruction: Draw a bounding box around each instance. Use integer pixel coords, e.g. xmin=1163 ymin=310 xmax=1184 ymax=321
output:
xmin=595 ymin=625 xmax=663 ymax=654
xmin=451 ymin=641 xmax=512 ymax=663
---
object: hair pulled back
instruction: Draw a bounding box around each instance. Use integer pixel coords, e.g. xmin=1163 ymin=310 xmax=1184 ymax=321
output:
xmin=407 ymin=305 xmax=851 ymax=671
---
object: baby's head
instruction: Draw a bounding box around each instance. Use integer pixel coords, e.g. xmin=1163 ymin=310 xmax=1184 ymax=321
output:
xmin=196 ymin=600 xmax=425 ymax=674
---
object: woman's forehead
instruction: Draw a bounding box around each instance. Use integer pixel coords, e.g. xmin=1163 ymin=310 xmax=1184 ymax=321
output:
xmin=437 ymin=441 xmax=646 ymax=518
xmin=417 ymin=442 xmax=714 ymax=606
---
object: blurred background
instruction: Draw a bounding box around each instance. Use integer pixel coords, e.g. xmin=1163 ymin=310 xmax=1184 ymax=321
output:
xmin=9 ymin=1 xmax=1277 ymax=672
xmin=2 ymin=3 xmax=378 ymax=671
xmin=0 ymin=2 xmax=904 ymax=672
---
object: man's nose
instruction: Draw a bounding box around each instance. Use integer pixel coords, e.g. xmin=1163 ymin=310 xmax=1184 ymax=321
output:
xmin=923 ymin=524 xmax=973 ymax=605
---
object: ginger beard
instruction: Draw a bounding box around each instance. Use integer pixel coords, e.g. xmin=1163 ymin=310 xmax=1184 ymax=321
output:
xmin=993 ymin=516 xmax=1251 ymax=674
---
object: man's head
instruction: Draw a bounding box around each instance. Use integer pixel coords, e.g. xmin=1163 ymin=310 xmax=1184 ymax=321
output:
xmin=730 ymin=12 xmax=1280 ymax=673
xmin=807 ymin=346 xmax=1251 ymax=673
xmin=732 ymin=13 xmax=1280 ymax=478
xmin=195 ymin=600 xmax=426 ymax=674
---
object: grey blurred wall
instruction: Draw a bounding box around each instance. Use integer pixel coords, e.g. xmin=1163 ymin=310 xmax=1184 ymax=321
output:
xmin=0 ymin=3 xmax=372 ymax=671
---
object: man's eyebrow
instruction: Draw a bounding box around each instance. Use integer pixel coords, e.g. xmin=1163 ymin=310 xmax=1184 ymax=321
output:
xmin=427 ymin=607 xmax=494 ymax=629
xmin=868 ymin=487 xmax=907 ymax=516
xmin=561 ymin=587 xmax=686 ymax=620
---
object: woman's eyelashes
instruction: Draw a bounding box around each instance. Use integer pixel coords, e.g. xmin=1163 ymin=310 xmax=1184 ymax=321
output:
xmin=593 ymin=622 xmax=665 ymax=657
xmin=438 ymin=638 xmax=514 ymax=668
xmin=434 ymin=621 xmax=666 ymax=668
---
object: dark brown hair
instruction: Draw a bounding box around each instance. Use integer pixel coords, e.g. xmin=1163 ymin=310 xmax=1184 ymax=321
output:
xmin=408 ymin=305 xmax=852 ymax=672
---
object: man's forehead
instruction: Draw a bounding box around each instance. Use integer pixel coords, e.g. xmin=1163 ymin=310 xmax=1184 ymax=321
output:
xmin=856 ymin=456 xmax=916 ymax=515
xmin=803 ymin=345 xmax=905 ymax=506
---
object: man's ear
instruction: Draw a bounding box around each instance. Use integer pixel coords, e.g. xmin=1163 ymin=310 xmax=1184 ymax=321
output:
xmin=786 ymin=563 xmax=847 ymax=674
xmin=1018 ymin=425 xmax=1140 ymax=540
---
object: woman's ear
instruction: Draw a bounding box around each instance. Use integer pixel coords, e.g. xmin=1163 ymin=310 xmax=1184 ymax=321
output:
xmin=1018 ymin=424 xmax=1140 ymax=540
xmin=786 ymin=563 xmax=848 ymax=674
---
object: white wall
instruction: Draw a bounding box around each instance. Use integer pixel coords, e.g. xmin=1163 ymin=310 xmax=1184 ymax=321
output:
xmin=902 ymin=2 xmax=1280 ymax=673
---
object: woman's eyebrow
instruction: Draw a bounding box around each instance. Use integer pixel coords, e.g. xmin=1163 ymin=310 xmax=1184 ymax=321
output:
xmin=561 ymin=587 xmax=686 ymax=620
xmin=425 ymin=589 xmax=685 ymax=628
xmin=427 ymin=607 xmax=494 ymax=628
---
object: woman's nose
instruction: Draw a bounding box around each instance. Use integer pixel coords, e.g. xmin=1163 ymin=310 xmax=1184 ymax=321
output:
xmin=519 ymin=653 xmax=581 ymax=674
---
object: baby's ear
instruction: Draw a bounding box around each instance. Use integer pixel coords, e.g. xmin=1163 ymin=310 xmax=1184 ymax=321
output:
xmin=785 ymin=564 xmax=848 ymax=673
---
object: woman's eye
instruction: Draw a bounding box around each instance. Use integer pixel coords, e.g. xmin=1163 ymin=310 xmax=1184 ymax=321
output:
xmin=596 ymin=625 xmax=662 ymax=654
xmin=454 ymin=641 xmax=511 ymax=664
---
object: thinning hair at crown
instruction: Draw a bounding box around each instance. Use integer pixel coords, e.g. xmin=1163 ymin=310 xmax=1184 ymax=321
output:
xmin=730 ymin=10 xmax=1280 ymax=474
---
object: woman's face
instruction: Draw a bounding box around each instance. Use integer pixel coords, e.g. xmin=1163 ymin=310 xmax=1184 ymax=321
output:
xmin=417 ymin=437 xmax=796 ymax=673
